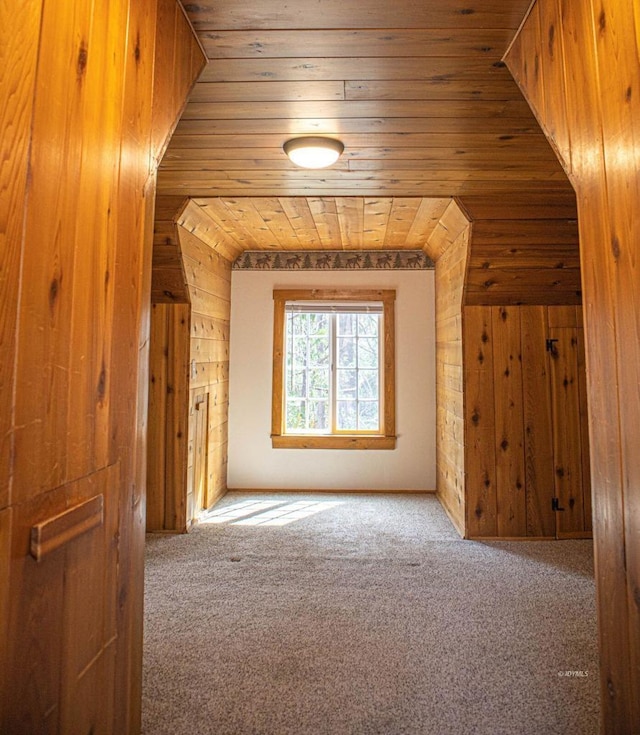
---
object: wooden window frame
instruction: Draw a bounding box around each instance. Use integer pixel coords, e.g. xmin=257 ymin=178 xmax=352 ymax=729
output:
xmin=271 ymin=288 xmax=396 ymax=449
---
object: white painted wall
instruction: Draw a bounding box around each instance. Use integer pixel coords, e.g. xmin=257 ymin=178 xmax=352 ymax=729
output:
xmin=228 ymin=269 xmax=436 ymax=490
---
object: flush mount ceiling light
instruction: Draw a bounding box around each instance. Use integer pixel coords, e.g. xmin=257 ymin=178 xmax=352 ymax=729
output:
xmin=283 ymin=136 xmax=344 ymax=169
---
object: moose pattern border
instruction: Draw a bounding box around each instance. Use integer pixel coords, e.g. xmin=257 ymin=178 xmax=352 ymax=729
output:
xmin=233 ymin=251 xmax=435 ymax=271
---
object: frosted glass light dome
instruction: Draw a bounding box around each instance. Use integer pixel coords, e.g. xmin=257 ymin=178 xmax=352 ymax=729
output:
xmin=283 ymin=137 xmax=344 ymax=168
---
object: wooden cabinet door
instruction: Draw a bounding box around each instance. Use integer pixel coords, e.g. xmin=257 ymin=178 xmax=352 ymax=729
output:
xmin=548 ymin=327 xmax=591 ymax=538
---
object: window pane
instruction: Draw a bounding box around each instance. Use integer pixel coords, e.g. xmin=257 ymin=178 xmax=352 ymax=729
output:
xmin=309 ymin=368 xmax=329 ymax=398
xmin=286 ymin=400 xmax=306 ymax=430
xmin=337 ymin=337 xmax=356 ymax=368
xmin=308 ymin=312 xmax=328 ymax=335
xmin=357 ymin=337 xmax=378 ymax=368
xmin=308 ymin=401 xmax=329 ymax=430
xmin=292 ymin=336 xmax=308 ymax=366
xmin=337 ymin=369 xmax=357 ymax=399
xmin=337 ymin=400 xmax=357 ymax=431
xmin=278 ymin=295 xmax=390 ymax=440
xmin=338 ymin=313 xmax=356 ymax=336
xmin=357 ymin=313 xmax=379 ymax=336
xmin=288 ymin=369 xmax=306 ymax=398
xmin=291 ymin=313 xmax=308 ymax=336
xmin=309 ymin=336 xmax=330 ymax=366
xmin=358 ymin=370 xmax=378 ymax=400
xmin=358 ymin=401 xmax=379 ymax=430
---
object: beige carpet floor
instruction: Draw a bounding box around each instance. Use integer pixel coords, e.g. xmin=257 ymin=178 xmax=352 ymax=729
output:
xmin=143 ymin=492 xmax=600 ymax=734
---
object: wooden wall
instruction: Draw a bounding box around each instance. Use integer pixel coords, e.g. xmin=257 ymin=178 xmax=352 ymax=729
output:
xmin=0 ymin=1 xmax=204 ymax=732
xmin=507 ymin=0 xmax=640 ymax=728
xmin=464 ymin=305 xmax=591 ymax=539
xmin=147 ymin=302 xmax=191 ymax=532
xmin=465 ymin=217 xmax=581 ymax=305
xmin=427 ymin=201 xmax=471 ymax=535
xmin=148 ymin=200 xmax=232 ymax=531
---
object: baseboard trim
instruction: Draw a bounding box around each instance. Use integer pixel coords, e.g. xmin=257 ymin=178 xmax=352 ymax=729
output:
xmin=226 ymin=487 xmax=436 ymax=495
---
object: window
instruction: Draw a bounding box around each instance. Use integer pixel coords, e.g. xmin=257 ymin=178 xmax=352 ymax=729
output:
xmin=272 ymin=289 xmax=396 ymax=449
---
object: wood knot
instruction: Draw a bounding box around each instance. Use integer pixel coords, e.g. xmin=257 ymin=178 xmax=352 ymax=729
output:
xmin=481 ymin=331 xmax=489 ymax=343
xmin=599 ymin=10 xmax=606 ymax=32
xmin=475 ymin=505 xmax=483 ymax=518
xmin=611 ymin=235 xmax=621 ymax=260
xmin=471 ymin=410 xmax=480 ymax=426
xmin=500 ymin=439 xmax=509 ymax=451
xmin=459 ymin=8 xmax=475 ymax=14
xmin=97 ymin=361 xmax=107 ymax=400
xmin=49 ymin=277 xmax=60 ymax=310
xmin=77 ymin=42 xmax=88 ymax=78
xmin=626 ymin=86 xmax=632 ymax=102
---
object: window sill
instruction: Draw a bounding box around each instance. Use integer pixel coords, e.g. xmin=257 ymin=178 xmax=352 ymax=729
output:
xmin=271 ymin=434 xmax=397 ymax=450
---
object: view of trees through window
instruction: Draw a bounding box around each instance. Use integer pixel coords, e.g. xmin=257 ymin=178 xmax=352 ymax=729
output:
xmin=285 ymin=308 xmax=381 ymax=434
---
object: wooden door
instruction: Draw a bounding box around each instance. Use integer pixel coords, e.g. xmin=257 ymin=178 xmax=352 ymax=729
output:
xmin=548 ymin=327 xmax=592 ymax=538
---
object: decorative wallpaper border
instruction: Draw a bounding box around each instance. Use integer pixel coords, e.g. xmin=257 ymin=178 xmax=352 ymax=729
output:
xmin=232 ymin=250 xmax=435 ymax=271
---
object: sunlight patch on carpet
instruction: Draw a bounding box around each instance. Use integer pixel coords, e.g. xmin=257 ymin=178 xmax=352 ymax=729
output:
xmin=199 ymin=499 xmax=345 ymax=527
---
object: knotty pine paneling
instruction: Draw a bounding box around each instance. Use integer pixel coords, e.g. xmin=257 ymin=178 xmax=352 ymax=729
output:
xmin=0 ymin=2 xmax=205 ymax=733
xmin=464 ymin=217 xmax=581 ymax=306
xmin=463 ymin=306 xmax=498 ymax=536
xmin=186 ymin=1 xmax=536 ymax=31
xmin=464 ymin=304 xmax=590 ymax=540
xmin=430 ymin=200 xmax=471 ymax=535
xmin=148 ymin=202 xmax=232 ymax=531
xmin=158 ymin=0 xmax=574 ymax=207
xmin=180 ymin=216 xmax=232 ymax=518
xmin=146 ymin=303 xmax=191 ymax=533
xmin=507 ymin=1 xmax=640 ymax=727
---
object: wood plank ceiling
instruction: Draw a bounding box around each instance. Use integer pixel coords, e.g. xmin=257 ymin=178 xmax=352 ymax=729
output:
xmin=157 ymin=0 xmax=577 ymax=250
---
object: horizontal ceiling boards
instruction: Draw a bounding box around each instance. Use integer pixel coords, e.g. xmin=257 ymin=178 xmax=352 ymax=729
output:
xmin=161 ymin=0 xmax=574 ymax=211
xmin=184 ymin=0 xmax=535 ymax=31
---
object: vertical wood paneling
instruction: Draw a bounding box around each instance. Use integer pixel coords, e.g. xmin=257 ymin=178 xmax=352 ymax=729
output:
xmin=519 ymin=306 xmax=555 ymax=537
xmin=537 ymin=0 xmax=572 ymax=171
xmin=548 ymin=325 xmax=588 ymax=537
xmin=464 ymin=303 xmax=589 ymax=539
xmin=576 ymin=320 xmax=593 ymax=534
xmin=146 ymin=304 xmax=170 ymax=530
xmin=491 ymin=306 xmax=527 ymax=536
xmin=0 ymin=1 xmax=205 ymax=732
xmin=507 ymin=0 xmax=640 ymax=726
xmin=0 ymin=0 xmax=43 ymax=512
xmin=463 ymin=306 xmax=497 ymax=537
